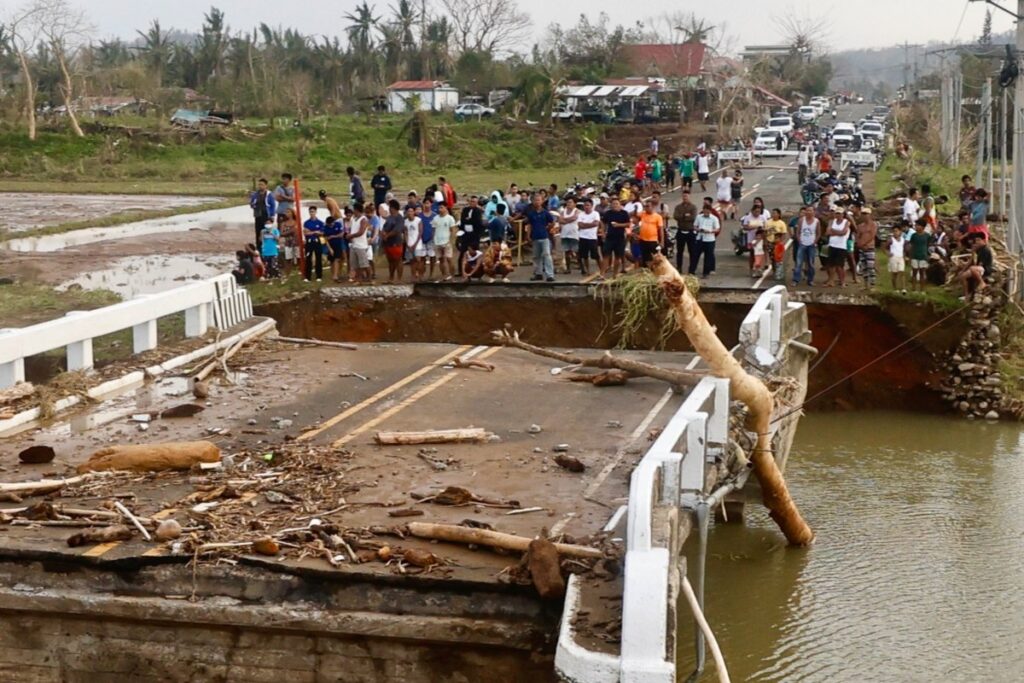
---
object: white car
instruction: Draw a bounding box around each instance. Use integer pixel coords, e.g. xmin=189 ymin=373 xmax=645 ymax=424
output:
xmin=766 ymin=116 xmax=794 ymax=138
xmin=810 ymin=97 xmax=828 ymax=115
xmin=831 ymin=123 xmax=857 ymax=149
xmin=859 ymin=120 xmax=884 ymax=141
xmin=454 ymin=103 xmax=495 ymax=119
xmin=754 ymin=130 xmax=785 ymax=151
xmin=796 ymin=106 xmax=818 ymax=124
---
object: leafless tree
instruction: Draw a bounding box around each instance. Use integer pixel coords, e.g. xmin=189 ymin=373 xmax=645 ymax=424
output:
xmin=645 ymin=11 xmax=733 ymax=56
xmin=5 ymin=1 xmax=44 ymax=140
xmin=773 ymin=9 xmax=830 ymax=54
xmin=436 ymin=0 xmax=531 ymax=56
xmin=36 ymin=0 xmax=93 ymax=137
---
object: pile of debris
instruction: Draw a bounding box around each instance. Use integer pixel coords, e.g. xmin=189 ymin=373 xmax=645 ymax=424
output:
xmin=0 ymin=438 xmax=619 ymax=600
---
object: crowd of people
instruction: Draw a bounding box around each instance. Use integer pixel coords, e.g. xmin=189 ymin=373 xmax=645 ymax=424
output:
xmin=236 ymin=156 xmax=995 ymax=301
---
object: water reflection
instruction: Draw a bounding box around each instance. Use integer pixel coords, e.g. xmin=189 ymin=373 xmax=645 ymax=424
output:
xmin=680 ymin=412 xmax=1024 ymax=682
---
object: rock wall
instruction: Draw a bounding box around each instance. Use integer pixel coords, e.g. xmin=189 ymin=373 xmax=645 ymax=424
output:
xmin=940 ymin=290 xmax=1008 ymax=420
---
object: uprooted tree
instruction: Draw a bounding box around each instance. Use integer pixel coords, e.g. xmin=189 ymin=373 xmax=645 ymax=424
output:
xmin=651 ymin=254 xmax=813 ymax=546
xmin=494 ymin=259 xmax=814 ymax=546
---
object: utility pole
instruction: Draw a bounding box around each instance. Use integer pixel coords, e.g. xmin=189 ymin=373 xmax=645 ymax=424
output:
xmin=987 ymin=77 xmax=995 ymax=194
xmin=1001 ymin=88 xmax=1008 ymax=220
xmin=977 ymin=78 xmax=992 ymax=187
xmin=1013 ymin=0 xmax=1024 ymax=257
xmin=941 ymin=68 xmax=953 ymax=163
xmin=954 ymin=71 xmax=964 ymax=166
xmin=901 ymin=42 xmax=921 ymax=98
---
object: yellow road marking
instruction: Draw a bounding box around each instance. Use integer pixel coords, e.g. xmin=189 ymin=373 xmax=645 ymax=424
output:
xmin=82 ymin=542 xmax=121 ymax=557
xmin=297 ymin=345 xmax=471 ymax=442
xmin=331 ymin=346 xmax=502 ymax=448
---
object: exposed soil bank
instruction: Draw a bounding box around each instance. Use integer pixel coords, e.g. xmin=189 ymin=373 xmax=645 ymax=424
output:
xmin=255 ymin=286 xmax=966 ymax=413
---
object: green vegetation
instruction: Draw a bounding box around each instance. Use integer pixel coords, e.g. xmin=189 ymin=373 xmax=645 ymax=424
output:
xmin=0 ymin=116 xmax=607 ymax=195
xmin=997 ymin=308 xmax=1024 ymax=410
xmin=246 ymin=271 xmax=326 ymax=306
xmin=0 ymin=282 xmax=120 ymax=328
xmin=869 ymin=251 xmax=962 ymax=311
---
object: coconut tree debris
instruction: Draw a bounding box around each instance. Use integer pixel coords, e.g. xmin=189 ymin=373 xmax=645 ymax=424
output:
xmin=274 ymin=336 xmax=358 ymax=350
xmin=452 ymin=357 xmax=496 ymax=372
xmin=651 ymin=254 xmax=813 ymax=546
xmin=78 ymin=441 xmax=222 ymax=473
xmin=405 ymin=522 xmax=604 ymax=559
xmin=113 ymin=501 xmax=151 ymax=541
xmin=374 ymin=428 xmax=496 ymax=445
xmin=0 ymin=382 xmax=35 ymax=405
xmin=527 ymin=538 xmax=566 ymax=598
xmin=18 ymin=445 xmax=55 ymax=464
xmin=67 ymin=525 xmax=134 ymax=547
xmin=554 ymin=454 xmax=586 ymax=472
xmin=490 ymin=328 xmax=705 ymax=389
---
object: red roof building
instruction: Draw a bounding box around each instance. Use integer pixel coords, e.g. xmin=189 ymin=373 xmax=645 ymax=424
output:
xmin=620 ymin=43 xmax=707 ymax=79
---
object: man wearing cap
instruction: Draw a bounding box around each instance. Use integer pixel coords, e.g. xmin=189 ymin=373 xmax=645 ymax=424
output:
xmin=855 ymin=207 xmax=878 ymax=289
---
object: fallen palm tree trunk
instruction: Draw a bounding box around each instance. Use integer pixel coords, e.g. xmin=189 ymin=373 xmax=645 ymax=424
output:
xmin=490 ymin=329 xmax=704 ymax=389
xmin=406 ymin=522 xmax=603 ymax=559
xmin=78 ymin=441 xmax=221 ymax=473
xmin=651 ymin=254 xmax=813 ymax=546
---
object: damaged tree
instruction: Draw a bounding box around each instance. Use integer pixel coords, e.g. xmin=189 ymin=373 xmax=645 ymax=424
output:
xmin=650 ymin=255 xmax=813 ymax=546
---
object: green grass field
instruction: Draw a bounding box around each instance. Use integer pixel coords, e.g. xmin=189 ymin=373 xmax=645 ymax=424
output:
xmin=0 ymin=114 xmax=608 ymax=198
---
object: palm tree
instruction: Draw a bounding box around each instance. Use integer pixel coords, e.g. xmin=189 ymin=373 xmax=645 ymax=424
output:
xmin=135 ymin=20 xmax=173 ymax=88
xmin=345 ymin=2 xmax=380 ymax=53
xmin=512 ymin=64 xmax=563 ymax=123
xmin=313 ymin=37 xmax=347 ymax=108
xmin=679 ymin=16 xmax=715 ymax=44
xmin=197 ymin=6 xmax=228 ymax=85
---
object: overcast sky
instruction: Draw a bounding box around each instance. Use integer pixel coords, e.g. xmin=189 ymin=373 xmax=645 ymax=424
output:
xmin=19 ymin=0 xmax=1011 ymax=53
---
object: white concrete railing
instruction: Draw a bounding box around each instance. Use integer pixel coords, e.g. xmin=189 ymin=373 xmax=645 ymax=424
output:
xmin=840 ymin=150 xmax=879 ymax=170
xmin=0 ymin=274 xmax=253 ymax=388
xmin=714 ymin=150 xmax=752 ymax=168
xmin=555 ymin=285 xmax=803 ymax=683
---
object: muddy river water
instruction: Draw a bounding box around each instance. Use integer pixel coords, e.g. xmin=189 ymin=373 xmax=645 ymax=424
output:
xmin=681 ymin=412 xmax=1024 ymax=682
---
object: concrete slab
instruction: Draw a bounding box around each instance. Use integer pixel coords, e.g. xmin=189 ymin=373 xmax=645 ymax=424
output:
xmin=0 ymin=341 xmax=694 ymax=587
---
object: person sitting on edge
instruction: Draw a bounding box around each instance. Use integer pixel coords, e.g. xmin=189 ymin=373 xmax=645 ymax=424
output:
xmin=232 ymin=250 xmax=254 ymax=285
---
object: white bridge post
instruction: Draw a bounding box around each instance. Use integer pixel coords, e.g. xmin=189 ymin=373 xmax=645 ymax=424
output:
xmin=185 ymin=304 xmax=210 ymax=338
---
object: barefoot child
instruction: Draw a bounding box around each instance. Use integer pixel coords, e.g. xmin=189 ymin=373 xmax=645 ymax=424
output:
xmin=908 ymin=219 xmax=931 ymax=292
xmin=887 ymin=224 xmax=907 ymax=294
xmin=751 ymin=228 xmax=767 ymax=273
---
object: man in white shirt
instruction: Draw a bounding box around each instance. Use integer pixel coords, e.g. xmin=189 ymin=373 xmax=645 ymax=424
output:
xmin=577 ymin=198 xmax=602 ymax=276
xmin=902 ymin=187 xmax=921 ymax=225
xmin=692 ymin=203 xmax=721 ymax=277
xmin=715 ymin=174 xmax=733 ymax=218
xmin=695 ymin=150 xmax=711 ymax=191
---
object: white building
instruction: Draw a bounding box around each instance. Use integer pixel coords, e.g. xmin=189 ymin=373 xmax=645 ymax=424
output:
xmin=386 ymin=81 xmax=460 ymax=113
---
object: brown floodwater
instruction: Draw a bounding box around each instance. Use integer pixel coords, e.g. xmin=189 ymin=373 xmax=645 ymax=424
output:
xmin=680 ymin=411 xmax=1024 ymax=682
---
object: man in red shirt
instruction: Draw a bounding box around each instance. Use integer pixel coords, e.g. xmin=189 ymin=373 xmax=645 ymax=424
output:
xmin=439 ymin=176 xmax=456 ymax=209
xmin=634 ymin=156 xmax=648 ymax=189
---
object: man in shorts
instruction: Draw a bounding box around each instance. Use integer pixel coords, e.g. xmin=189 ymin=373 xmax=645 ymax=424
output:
xmin=347 ymin=203 xmax=372 ymax=283
xmin=679 ymin=153 xmax=695 ymax=192
xmin=637 ymin=200 xmax=665 ymax=267
xmin=695 ymin=149 xmax=711 ymax=191
xmin=601 ymin=198 xmax=630 ymax=277
xmin=431 ymin=203 xmax=456 ymax=281
xmin=715 ymin=173 xmax=733 ymax=220
xmin=908 ymin=218 xmax=931 ymax=292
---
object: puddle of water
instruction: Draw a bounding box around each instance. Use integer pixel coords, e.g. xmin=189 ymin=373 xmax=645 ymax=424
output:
xmin=56 ymin=254 xmax=236 ymax=298
xmin=0 ymin=193 xmax=223 ymax=234
xmin=2 ymin=204 xmax=252 ymax=252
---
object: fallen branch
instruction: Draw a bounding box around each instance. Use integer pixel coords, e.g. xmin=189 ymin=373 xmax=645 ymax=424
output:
xmin=406 ymin=521 xmax=603 ymax=559
xmin=67 ymin=525 xmax=134 ymax=547
xmin=0 ymin=474 xmax=98 ymax=497
xmin=651 ymin=254 xmax=813 ymax=546
xmin=490 ymin=329 xmax=704 ymax=389
xmin=375 ymin=428 xmax=494 ymax=445
xmin=113 ymin=501 xmax=152 ymax=541
xmin=452 ymin=357 xmax=496 ymax=372
xmin=274 ymin=336 xmax=358 ymax=350
xmin=195 ymin=337 xmax=247 ymax=382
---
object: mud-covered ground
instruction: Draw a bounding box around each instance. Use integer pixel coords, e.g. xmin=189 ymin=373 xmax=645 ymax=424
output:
xmin=0 ymin=193 xmax=222 ymax=234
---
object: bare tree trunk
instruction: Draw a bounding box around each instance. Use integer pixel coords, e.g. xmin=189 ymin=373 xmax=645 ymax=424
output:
xmin=54 ymin=47 xmax=84 ymax=138
xmin=16 ymin=50 xmax=36 ymax=141
xmin=651 ymin=255 xmax=813 ymax=546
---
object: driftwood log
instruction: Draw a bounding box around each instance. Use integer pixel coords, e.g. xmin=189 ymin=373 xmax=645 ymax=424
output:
xmin=406 ymin=521 xmax=603 ymax=559
xmin=375 ymin=428 xmax=494 ymax=445
xmin=490 ymin=329 xmax=705 ymax=389
xmin=651 ymin=254 xmax=813 ymax=546
xmin=274 ymin=336 xmax=358 ymax=350
xmin=78 ymin=441 xmax=221 ymax=473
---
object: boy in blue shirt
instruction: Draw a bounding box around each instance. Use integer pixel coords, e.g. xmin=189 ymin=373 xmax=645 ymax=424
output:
xmin=324 ymin=214 xmax=347 ymax=282
xmin=303 ymin=206 xmax=326 ymax=282
xmin=260 ymin=220 xmax=281 ymax=278
xmin=488 ymin=204 xmax=509 ymax=245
